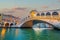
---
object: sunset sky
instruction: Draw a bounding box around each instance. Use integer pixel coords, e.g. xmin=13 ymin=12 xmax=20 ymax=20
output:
xmin=0 ymin=0 xmax=60 ymax=10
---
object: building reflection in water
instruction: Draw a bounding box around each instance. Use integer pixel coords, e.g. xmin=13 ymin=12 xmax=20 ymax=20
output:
xmin=15 ymin=29 xmax=19 ymax=37
xmin=0 ymin=28 xmax=16 ymax=40
xmin=1 ymin=28 xmax=6 ymax=37
xmin=0 ymin=28 xmax=6 ymax=40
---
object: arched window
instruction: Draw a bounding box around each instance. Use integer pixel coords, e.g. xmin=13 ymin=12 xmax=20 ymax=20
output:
xmin=52 ymin=12 xmax=59 ymax=16
xmin=37 ymin=13 xmax=40 ymax=16
xmin=41 ymin=13 xmax=45 ymax=16
xmin=46 ymin=12 xmax=51 ymax=16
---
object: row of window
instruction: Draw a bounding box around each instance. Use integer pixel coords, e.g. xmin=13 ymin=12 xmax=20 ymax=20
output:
xmin=37 ymin=12 xmax=59 ymax=16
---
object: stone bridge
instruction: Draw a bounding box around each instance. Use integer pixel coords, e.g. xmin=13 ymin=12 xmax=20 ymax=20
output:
xmin=18 ymin=9 xmax=60 ymax=29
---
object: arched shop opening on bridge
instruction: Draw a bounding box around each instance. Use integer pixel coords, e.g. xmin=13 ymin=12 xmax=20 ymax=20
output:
xmin=36 ymin=13 xmax=40 ymax=16
xmin=46 ymin=12 xmax=51 ymax=16
xmin=41 ymin=13 xmax=45 ymax=16
xmin=52 ymin=12 xmax=59 ymax=16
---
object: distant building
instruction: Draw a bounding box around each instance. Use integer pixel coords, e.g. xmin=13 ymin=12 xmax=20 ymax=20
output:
xmin=0 ymin=14 xmax=2 ymax=23
xmin=0 ymin=13 xmax=20 ymax=25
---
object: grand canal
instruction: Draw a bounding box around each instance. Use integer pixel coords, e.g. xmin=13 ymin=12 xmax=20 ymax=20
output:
xmin=0 ymin=28 xmax=60 ymax=40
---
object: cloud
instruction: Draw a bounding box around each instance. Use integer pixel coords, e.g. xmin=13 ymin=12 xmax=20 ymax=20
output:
xmin=41 ymin=5 xmax=49 ymax=9
xmin=12 ymin=7 xmax=27 ymax=11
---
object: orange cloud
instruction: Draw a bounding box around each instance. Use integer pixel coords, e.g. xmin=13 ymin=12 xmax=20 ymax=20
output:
xmin=41 ymin=5 xmax=49 ymax=9
xmin=12 ymin=7 xmax=27 ymax=11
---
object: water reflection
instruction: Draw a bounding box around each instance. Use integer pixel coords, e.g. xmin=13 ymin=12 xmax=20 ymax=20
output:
xmin=1 ymin=28 xmax=6 ymax=37
xmin=0 ymin=28 xmax=6 ymax=40
xmin=32 ymin=23 xmax=52 ymax=28
xmin=0 ymin=28 xmax=60 ymax=40
xmin=15 ymin=29 xmax=19 ymax=37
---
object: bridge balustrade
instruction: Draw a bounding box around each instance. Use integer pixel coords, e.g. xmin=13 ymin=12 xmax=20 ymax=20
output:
xmin=20 ymin=16 xmax=31 ymax=24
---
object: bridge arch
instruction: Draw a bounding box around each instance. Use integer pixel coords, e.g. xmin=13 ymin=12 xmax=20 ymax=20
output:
xmin=20 ymin=20 xmax=56 ymax=28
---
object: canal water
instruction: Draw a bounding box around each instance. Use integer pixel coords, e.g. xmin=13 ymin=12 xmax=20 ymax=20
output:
xmin=0 ymin=28 xmax=60 ymax=40
xmin=0 ymin=22 xmax=60 ymax=40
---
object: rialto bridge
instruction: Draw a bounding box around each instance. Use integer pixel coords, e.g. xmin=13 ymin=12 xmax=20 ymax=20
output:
xmin=18 ymin=9 xmax=60 ymax=29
